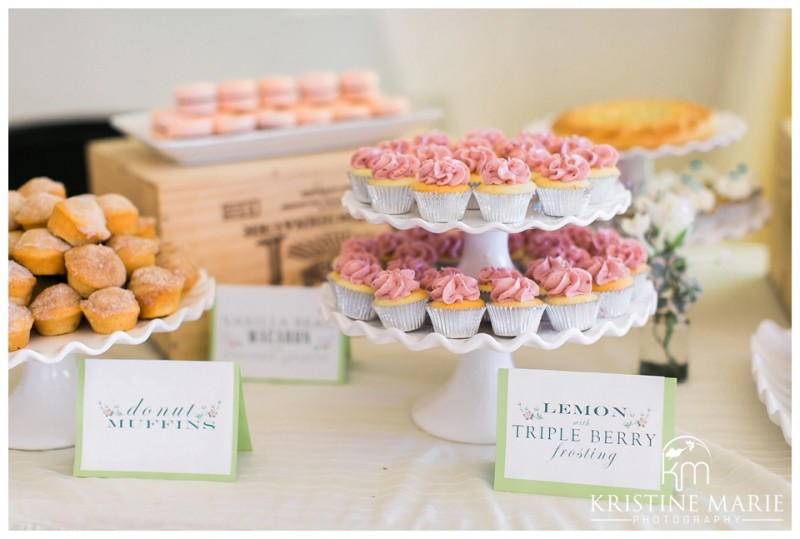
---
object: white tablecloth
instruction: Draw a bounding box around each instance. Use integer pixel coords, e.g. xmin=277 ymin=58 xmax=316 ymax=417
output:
xmin=8 ymin=242 xmax=791 ymax=530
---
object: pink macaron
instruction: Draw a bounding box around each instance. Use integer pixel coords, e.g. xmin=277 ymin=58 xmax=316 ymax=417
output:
xmin=255 ymin=108 xmax=298 ymax=129
xmin=371 ymin=96 xmax=411 ymax=117
xmin=258 ymin=75 xmax=298 ymax=108
xmin=339 ymin=69 xmax=380 ymax=101
xmin=297 ymin=70 xmax=339 ymax=105
xmin=174 ymin=82 xmax=218 ymax=116
xmin=218 ymin=79 xmax=259 ymax=112
xmin=214 ymin=112 xmax=257 ymax=135
xmin=152 ymin=110 xmax=214 ymax=139
xmin=295 ymin=106 xmax=334 ymax=126
xmin=332 ymin=101 xmax=371 ymax=122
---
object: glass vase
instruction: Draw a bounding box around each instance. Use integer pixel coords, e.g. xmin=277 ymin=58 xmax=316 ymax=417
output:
xmin=638 ymin=318 xmax=689 ymax=382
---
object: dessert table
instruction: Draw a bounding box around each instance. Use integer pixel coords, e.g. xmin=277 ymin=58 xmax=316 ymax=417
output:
xmin=8 ymin=242 xmax=791 ymax=531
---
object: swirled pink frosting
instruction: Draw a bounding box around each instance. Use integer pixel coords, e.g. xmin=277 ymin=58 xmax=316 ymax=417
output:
xmin=490 ymin=275 xmax=540 ymax=303
xmin=375 ymin=230 xmax=405 ymax=259
xmin=560 ymin=135 xmax=594 ymax=154
xmin=589 ymin=227 xmax=622 ymax=255
xmin=337 ymin=253 xmax=382 ymax=285
xmin=350 ymin=146 xmax=383 ymax=169
xmin=420 ymin=266 xmax=462 ymax=291
xmin=340 ymin=236 xmax=380 ymax=257
xmin=540 ymin=267 xmax=593 ymax=297
xmin=418 ymin=157 xmax=470 ymax=187
xmin=606 ymin=238 xmax=648 ymax=270
xmin=386 ymin=256 xmax=429 ymax=281
xmin=464 ymin=127 xmax=506 ymax=149
xmin=394 ymin=240 xmax=438 ymax=265
xmin=433 ymin=232 xmax=464 ymax=261
xmin=572 ymin=143 xmax=619 ymax=169
xmin=516 ymin=147 xmax=552 ymax=171
xmin=415 ymin=144 xmax=452 ymax=162
xmin=560 ymin=245 xmax=591 ymax=266
xmin=453 ymin=146 xmax=496 ymax=174
xmin=525 ymin=256 xmax=570 ymax=284
xmin=371 ymin=268 xmax=421 ymax=300
xmin=412 ymin=130 xmax=453 ymax=149
xmin=481 ymin=157 xmax=531 ymax=185
xmin=478 ymin=266 xmax=522 ymax=286
xmin=536 ymin=153 xmax=590 ymax=182
xmin=402 ymin=227 xmax=434 ymax=243
xmin=377 ymin=138 xmax=413 ymax=153
xmin=561 ymin=224 xmax=595 ymax=250
xmin=371 ymin=151 xmax=420 ymax=179
xmin=577 ymin=255 xmax=630 ymax=286
xmin=429 ymin=273 xmax=480 ymax=304
xmin=508 ymin=233 xmax=525 ymax=254
xmin=526 ymin=230 xmax=572 ymax=259
xmin=333 ymin=250 xmax=380 ymax=273
xmin=527 ymin=131 xmax=564 ymax=153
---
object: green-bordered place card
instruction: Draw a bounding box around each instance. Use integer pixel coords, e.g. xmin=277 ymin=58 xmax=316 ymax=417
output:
xmin=74 ymin=359 xmax=252 ymax=481
xmin=211 ymin=284 xmax=347 ymax=383
xmin=495 ymin=368 xmax=676 ymax=498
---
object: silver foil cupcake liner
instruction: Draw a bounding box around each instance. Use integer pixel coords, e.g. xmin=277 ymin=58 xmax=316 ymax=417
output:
xmin=479 ymin=289 xmax=491 ymax=321
xmin=366 ymin=184 xmax=414 ymax=214
xmin=372 ymin=299 xmax=429 ymax=332
xmin=412 ymin=190 xmax=472 ymax=222
xmin=347 ymin=171 xmax=372 ymax=204
xmin=473 ymin=191 xmax=534 ymax=223
xmin=487 ymin=303 xmax=547 ymax=337
xmin=545 ymin=299 xmax=600 ymax=332
xmin=332 ymin=281 xmax=377 ymax=321
xmin=597 ymin=286 xmax=634 ymax=318
xmin=588 ymin=176 xmax=619 ymax=204
xmin=632 ymin=270 xmax=651 ymax=299
xmin=536 ymin=186 xmax=591 ymax=217
xmin=426 ymin=306 xmax=485 ymax=338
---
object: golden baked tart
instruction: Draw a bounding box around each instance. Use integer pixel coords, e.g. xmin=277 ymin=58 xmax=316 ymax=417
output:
xmin=29 ymin=283 xmax=83 ymax=336
xmin=552 ymin=99 xmax=715 ymax=150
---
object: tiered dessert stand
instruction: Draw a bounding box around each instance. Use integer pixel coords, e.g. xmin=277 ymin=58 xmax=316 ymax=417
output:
xmin=8 ymin=271 xmax=216 ymax=451
xmin=321 ymin=186 xmax=657 ymax=444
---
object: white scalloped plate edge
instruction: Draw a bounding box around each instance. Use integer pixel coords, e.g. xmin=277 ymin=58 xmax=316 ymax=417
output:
xmin=342 ymin=186 xmax=631 ymax=233
xmin=691 ymin=195 xmax=770 ymax=245
xmin=749 ymin=320 xmax=792 ymax=446
xmin=319 ymin=282 xmax=656 ymax=354
xmin=8 ymin=270 xmax=216 ymax=369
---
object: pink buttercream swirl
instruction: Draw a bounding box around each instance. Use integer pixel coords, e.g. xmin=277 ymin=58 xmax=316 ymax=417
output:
xmin=508 ymin=233 xmax=525 ymax=255
xmin=525 ymin=230 xmax=572 ymax=259
xmin=420 ymin=267 xmax=462 ymax=292
xmin=337 ymin=253 xmax=382 ymax=285
xmin=478 ymin=266 xmax=522 ymax=286
xmin=589 ymin=227 xmax=622 ymax=255
xmin=377 ymin=138 xmax=413 ymax=153
xmin=333 ymin=250 xmax=380 ymax=273
xmin=371 ymin=151 xmax=420 ymax=179
xmin=339 ymin=236 xmax=380 ymax=257
xmin=560 ymin=246 xmax=591 ymax=267
xmin=375 ymin=230 xmax=405 ymax=259
xmin=414 ymin=144 xmax=452 ymax=162
xmin=525 ymin=131 xmax=564 ymax=154
xmin=572 ymin=143 xmax=619 ymax=169
xmin=453 ymin=146 xmax=496 ymax=174
xmin=515 ymin=147 xmax=552 ymax=171
xmin=606 ymin=239 xmax=647 ymax=270
xmin=577 ymin=256 xmax=630 ymax=286
xmin=371 ymin=269 xmax=421 ymax=300
xmin=418 ymin=157 xmax=470 ymax=187
xmin=481 ymin=157 xmax=531 ymax=185
xmin=350 ymin=146 xmax=383 ymax=169
xmin=429 ymin=273 xmax=480 ymax=304
xmin=464 ymin=127 xmax=506 ymax=149
xmin=525 ymin=256 xmax=570 ymax=284
xmin=540 ymin=267 xmax=593 ymax=297
xmin=536 ymin=153 xmax=590 ymax=182
xmin=412 ymin=130 xmax=453 ymax=149
xmin=490 ymin=276 xmax=540 ymax=303
xmin=394 ymin=240 xmax=438 ymax=265
xmin=432 ymin=232 xmax=464 ymax=261
xmin=561 ymin=224 xmax=595 ymax=250
xmin=401 ymin=227 xmax=434 ymax=243
xmin=386 ymin=256 xmax=429 ymax=281
xmin=560 ymin=135 xmax=594 ymax=154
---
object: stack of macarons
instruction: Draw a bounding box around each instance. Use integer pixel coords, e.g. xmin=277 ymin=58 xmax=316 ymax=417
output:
xmin=152 ymin=69 xmax=411 ymax=139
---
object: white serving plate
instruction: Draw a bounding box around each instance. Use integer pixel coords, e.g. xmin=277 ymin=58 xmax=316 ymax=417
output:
xmin=111 ymin=108 xmax=443 ymax=165
xmin=750 ymin=319 xmax=792 ymax=446
xmin=692 ymin=194 xmax=770 ymax=245
xmin=8 ymin=270 xmax=216 ymax=369
xmin=319 ymin=280 xmax=656 ymax=355
xmin=342 ymin=183 xmax=631 ymax=234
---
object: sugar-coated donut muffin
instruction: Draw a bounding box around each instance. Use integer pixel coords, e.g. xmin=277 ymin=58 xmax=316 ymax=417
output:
xmin=135 ymin=216 xmax=158 ymax=239
xmin=11 ymin=228 xmax=72 ymax=275
xmin=8 ymin=230 xmax=24 ymax=256
xmin=29 ymin=283 xmax=83 ymax=336
xmin=96 ymin=193 xmax=139 ymax=236
xmin=64 ymin=244 xmax=127 ymax=298
xmin=8 ymin=302 xmax=35 ymax=352
xmin=128 ymin=265 xmax=185 ymax=319
xmin=14 ymin=192 xmax=62 ymax=230
xmin=17 ymin=177 xmax=67 ymax=199
xmin=80 ymin=287 xmax=140 ymax=334
xmin=156 ymin=241 xmax=200 ymax=292
xmin=9 ymin=260 xmax=36 ymax=306
xmin=9 ymin=190 xmax=25 ymax=231
xmin=47 ymin=196 xmax=111 ymax=246
xmin=105 ymin=235 xmax=160 ymax=277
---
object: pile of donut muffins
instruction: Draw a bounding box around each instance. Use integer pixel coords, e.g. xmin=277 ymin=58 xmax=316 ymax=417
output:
xmin=153 ymin=69 xmax=411 ymax=139
xmin=8 ymin=177 xmax=201 ymax=352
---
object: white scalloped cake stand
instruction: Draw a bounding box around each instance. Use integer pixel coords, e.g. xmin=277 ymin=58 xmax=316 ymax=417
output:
xmin=331 ymin=191 xmax=654 ymax=444
xmin=8 ymin=271 xmax=216 ymax=451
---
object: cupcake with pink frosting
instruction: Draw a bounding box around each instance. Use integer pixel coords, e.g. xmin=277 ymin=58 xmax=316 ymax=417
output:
xmin=348 ymin=146 xmax=383 ymax=203
xmin=367 ymin=151 xmax=421 ymax=214
xmin=577 ymin=256 xmax=634 ymax=318
xmin=475 ymin=157 xmax=536 ymax=223
xmin=328 ymin=252 xmax=382 ymax=321
xmin=486 ymin=275 xmax=546 ymax=337
xmin=606 ymin=238 xmax=650 ymax=298
xmin=426 ymin=272 xmax=486 ymax=338
xmin=570 ymin=143 xmax=621 ymax=203
xmin=412 ymin=157 xmax=472 ymax=222
xmin=371 ymin=269 xmax=430 ymax=332
xmin=420 ymin=266 xmax=462 ymax=292
xmin=533 ymin=153 xmax=592 ymax=217
xmin=452 ymin=144 xmax=496 ymax=210
xmin=540 ymin=267 xmax=600 ymax=331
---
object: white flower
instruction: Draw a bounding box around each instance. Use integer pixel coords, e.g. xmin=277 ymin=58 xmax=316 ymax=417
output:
xmin=620 ymin=211 xmax=651 ymax=246
xmin=649 ymin=192 xmax=696 ymax=249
